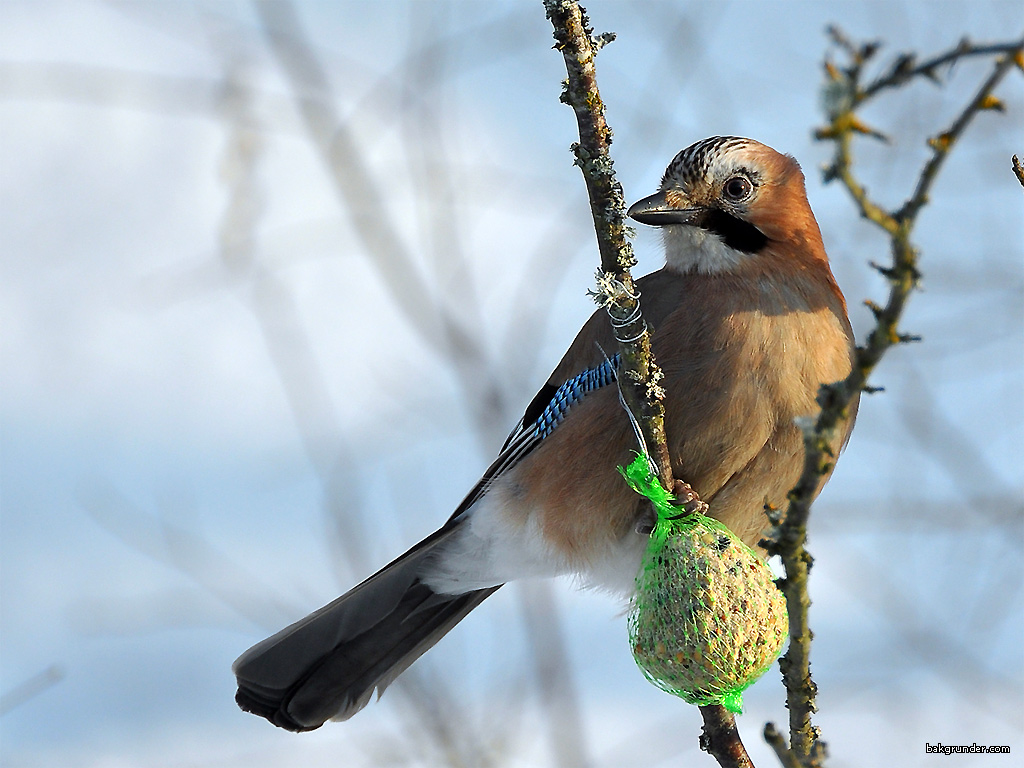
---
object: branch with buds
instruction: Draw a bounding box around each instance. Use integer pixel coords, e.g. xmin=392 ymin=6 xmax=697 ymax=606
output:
xmin=543 ymin=2 xmax=754 ymax=767
xmin=1012 ymin=155 xmax=1024 ymax=188
xmin=762 ymin=30 xmax=1024 ymax=768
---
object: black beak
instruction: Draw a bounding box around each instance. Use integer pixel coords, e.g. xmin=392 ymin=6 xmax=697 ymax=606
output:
xmin=627 ymin=191 xmax=702 ymax=227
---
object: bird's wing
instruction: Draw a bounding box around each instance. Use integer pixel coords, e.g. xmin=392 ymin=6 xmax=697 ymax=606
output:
xmin=445 ymin=354 xmax=621 ymax=525
xmin=444 ymin=268 xmax=687 ymax=526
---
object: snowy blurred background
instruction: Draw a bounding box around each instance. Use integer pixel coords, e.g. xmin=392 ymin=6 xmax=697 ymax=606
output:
xmin=1 ymin=2 xmax=1021 ymax=766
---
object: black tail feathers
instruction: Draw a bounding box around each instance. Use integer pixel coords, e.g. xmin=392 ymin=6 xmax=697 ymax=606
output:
xmin=233 ymin=531 xmax=498 ymax=731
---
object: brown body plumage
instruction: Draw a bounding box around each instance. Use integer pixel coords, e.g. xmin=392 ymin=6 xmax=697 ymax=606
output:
xmin=516 ymin=258 xmax=853 ymax=562
xmin=233 ymin=137 xmax=858 ymax=731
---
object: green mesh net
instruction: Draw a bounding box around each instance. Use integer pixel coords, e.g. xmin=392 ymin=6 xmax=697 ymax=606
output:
xmin=621 ymin=454 xmax=788 ymax=714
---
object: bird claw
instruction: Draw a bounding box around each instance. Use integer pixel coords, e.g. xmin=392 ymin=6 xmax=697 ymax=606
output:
xmin=670 ymin=480 xmax=709 ymax=515
xmin=635 ymin=481 xmax=709 ymax=534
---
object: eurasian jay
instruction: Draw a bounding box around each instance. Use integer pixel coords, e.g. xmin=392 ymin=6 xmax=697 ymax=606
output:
xmin=233 ymin=136 xmax=858 ymax=731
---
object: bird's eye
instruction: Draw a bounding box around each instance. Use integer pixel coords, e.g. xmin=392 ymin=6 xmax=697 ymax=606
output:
xmin=723 ymin=176 xmax=753 ymax=202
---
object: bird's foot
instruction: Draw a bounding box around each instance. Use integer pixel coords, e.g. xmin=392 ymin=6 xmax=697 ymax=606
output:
xmin=671 ymin=480 xmax=709 ymax=516
xmin=634 ymin=480 xmax=709 ymax=534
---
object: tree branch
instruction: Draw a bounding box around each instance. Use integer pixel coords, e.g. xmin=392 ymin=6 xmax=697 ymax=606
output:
xmin=543 ymin=2 xmax=752 ymax=766
xmin=543 ymin=0 xmax=673 ymax=484
xmin=763 ymin=30 xmax=1023 ymax=767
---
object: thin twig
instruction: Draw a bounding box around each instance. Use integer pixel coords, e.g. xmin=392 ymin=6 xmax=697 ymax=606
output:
xmin=859 ymin=38 xmax=1023 ymax=102
xmin=763 ymin=723 xmax=801 ymax=768
xmin=899 ymin=41 xmax=1024 ymax=223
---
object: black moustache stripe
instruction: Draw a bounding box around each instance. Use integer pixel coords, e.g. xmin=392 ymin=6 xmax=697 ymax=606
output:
xmin=697 ymin=209 xmax=768 ymax=254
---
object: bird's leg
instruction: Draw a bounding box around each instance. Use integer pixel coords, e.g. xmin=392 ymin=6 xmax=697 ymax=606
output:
xmin=633 ymin=480 xmax=709 ymax=534
xmin=634 ymin=505 xmax=657 ymax=535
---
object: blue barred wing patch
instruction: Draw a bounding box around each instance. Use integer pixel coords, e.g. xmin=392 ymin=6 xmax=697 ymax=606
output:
xmin=536 ymin=355 xmax=620 ymax=440
xmin=447 ymin=354 xmax=621 ymax=521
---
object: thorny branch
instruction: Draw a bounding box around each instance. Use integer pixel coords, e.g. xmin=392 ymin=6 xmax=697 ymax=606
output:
xmin=763 ymin=30 xmax=1024 ymax=768
xmin=543 ymin=2 xmax=753 ymax=767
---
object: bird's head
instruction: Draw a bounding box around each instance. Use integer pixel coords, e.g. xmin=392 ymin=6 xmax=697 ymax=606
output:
xmin=628 ymin=137 xmax=827 ymax=275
